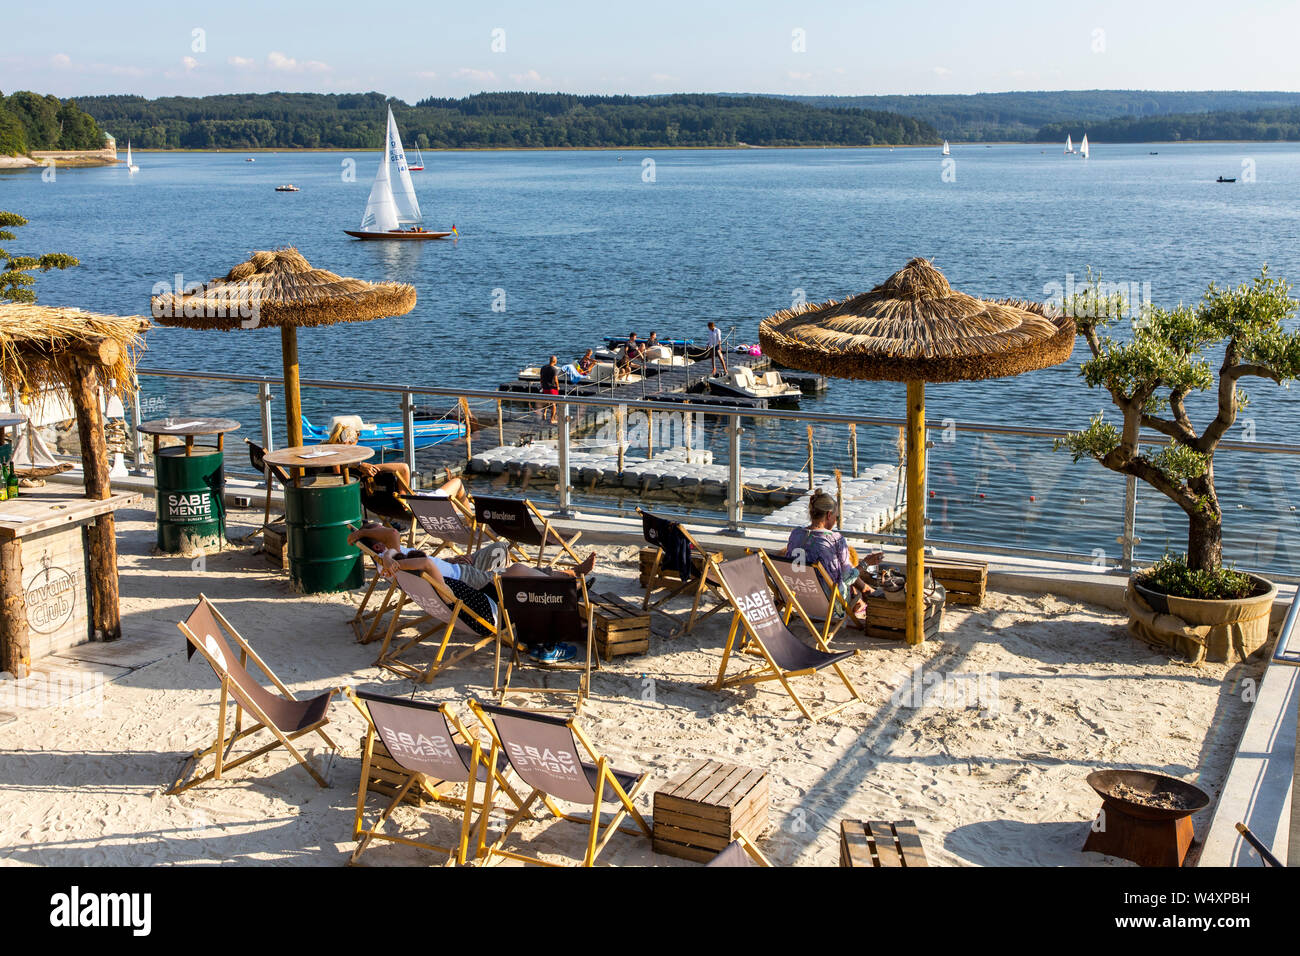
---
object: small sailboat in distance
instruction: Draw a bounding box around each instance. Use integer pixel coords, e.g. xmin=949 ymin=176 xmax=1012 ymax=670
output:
xmin=408 ymin=144 xmax=424 ymax=171
xmin=1065 ymin=134 xmax=1074 ymax=154
xmin=1080 ymin=134 xmax=1089 ymax=159
xmin=345 ymin=107 xmax=451 ymax=240
xmin=126 ymin=141 xmax=139 ymax=174
xmin=942 ymin=140 xmax=950 ymax=155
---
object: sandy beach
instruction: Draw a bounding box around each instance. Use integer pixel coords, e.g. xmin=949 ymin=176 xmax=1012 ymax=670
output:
xmin=0 ymin=503 xmax=1262 ymax=867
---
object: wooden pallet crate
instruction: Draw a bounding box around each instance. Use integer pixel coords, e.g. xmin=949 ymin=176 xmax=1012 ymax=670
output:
xmin=590 ymin=591 xmax=651 ymax=661
xmin=863 ymin=595 xmax=944 ymax=641
xmin=840 ymin=820 xmax=928 ymax=867
xmin=262 ymin=520 xmax=289 ymax=570
xmin=653 ymin=759 xmax=769 ymax=863
xmin=360 ymin=736 xmax=442 ymax=807
xmin=929 ymin=558 xmax=987 ymax=607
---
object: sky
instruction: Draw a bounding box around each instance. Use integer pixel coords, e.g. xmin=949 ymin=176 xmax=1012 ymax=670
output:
xmin=4 ymin=0 xmax=1299 ymax=102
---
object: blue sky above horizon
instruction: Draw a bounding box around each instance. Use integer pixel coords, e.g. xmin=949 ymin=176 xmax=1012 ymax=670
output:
xmin=5 ymin=1 xmax=1299 ymax=101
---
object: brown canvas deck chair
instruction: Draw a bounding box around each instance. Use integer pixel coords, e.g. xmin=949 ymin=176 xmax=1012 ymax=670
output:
xmin=172 ymin=595 xmax=337 ymax=792
xmin=350 ymin=537 xmax=401 ymax=644
xmin=243 ymin=438 xmax=291 ymax=545
xmin=711 ymin=553 xmax=861 ymax=722
xmin=764 ymin=552 xmax=852 ymax=648
xmin=493 ymin=574 xmax=594 ymax=711
xmin=469 ymin=700 xmax=652 ymax=866
xmin=374 ymin=569 xmax=498 ymax=683
xmin=345 ymin=689 xmax=525 ymax=865
xmin=706 ymin=831 xmax=773 ymax=867
xmin=636 ymin=507 xmax=727 ymax=634
xmin=400 ymin=492 xmax=479 ymax=559
xmin=474 ymin=495 xmax=584 ymax=569
xmin=360 ymin=468 xmax=416 ymax=540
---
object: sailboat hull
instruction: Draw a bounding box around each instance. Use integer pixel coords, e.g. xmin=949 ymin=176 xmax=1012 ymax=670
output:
xmin=344 ymin=229 xmax=452 ymax=240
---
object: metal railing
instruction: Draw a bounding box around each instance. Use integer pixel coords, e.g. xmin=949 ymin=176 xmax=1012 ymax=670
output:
xmin=124 ymin=366 xmax=1300 ymax=581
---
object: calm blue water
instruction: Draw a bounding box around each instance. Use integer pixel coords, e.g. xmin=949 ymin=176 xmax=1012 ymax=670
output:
xmin=4 ymin=144 xmax=1299 ymax=571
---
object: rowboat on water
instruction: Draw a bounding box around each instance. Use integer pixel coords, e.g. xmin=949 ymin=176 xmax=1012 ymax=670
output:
xmin=301 ymin=415 xmax=465 ymax=453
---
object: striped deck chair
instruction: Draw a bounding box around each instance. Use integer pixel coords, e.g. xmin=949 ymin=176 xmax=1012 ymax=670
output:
xmin=473 ymin=495 xmax=584 ymax=569
xmin=707 ymin=831 xmax=773 ymax=867
xmin=374 ymin=570 xmax=498 ymax=684
xmin=636 ymin=507 xmax=727 ymax=635
xmin=172 ymin=595 xmax=337 ymax=792
xmin=764 ymin=552 xmax=852 ymax=648
xmin=400 ymin=492 xmax=479 ymax=559
xmin=711 ymin=553 xmax=861 ymax=722
xmin=492 ymin=574 xmax=594 ymax=712
xmin=345 ymin=689 xmax=525 ymax=865
xmin=469 ymin=700 xmax=652 ymax=867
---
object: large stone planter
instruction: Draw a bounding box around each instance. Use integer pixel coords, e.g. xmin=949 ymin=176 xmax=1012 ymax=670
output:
xmin=1126 ymin=573 xmax=1276 ymax=664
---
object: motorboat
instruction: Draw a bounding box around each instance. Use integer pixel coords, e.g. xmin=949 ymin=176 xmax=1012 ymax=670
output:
xmin=301 ymin=415 xmax=465 ymax=453
xmin=705 ymin=366 xmax=802 ymax=405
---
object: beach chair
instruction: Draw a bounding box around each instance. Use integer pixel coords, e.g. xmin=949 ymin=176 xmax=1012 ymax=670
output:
xmin=349 ymin=537 xmax=401 ymax=644
xmin=473 ymin=495 xmax=584 ymax=569
xmin=636 ymin=507 xmax=727 ymax=634
xmin=711 ymin=553 xmax=861 ymax=722
xmin=374 ymin=569 xmax=498 ymax=684
xmin=171 ymin=595 xmax=337 ymax=792
xmin=764 ymin=552 xmax=852 ymax=648
xmin=493 ymin=574 xmax=594 ymax=711
xmin=244 ymin=438 xmax=291 ymax=544
xmin=706 ymin=831 xmax=773 ymax=867
xmin=469 ymin=700 xmax=652 ymax=866
xmin=360 ymin=469 xmax=414 ymax=536
xmin=400 ymin=492 xmax=480 ymax=559
xmin=345 ymin=689 xmax=525 ymax=865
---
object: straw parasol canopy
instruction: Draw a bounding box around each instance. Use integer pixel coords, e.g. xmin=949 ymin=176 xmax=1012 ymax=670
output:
xmin=758 ymin=258 xmax=1075 ymax=645
xmin=0 ymin=303 xmax=148 ymax=403
xmin=150 ymin=247 xmax=416 ymax=448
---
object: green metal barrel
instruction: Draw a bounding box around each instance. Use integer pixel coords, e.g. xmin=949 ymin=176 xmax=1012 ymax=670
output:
xmin=154 ymin=446 xmax=226 ymax=553
xmin=284 ymin=478 xmax=363 ymax=593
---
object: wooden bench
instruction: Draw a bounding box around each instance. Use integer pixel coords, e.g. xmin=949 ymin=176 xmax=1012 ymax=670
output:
xmin=590 ymin=591 xmax=651 ymax=661
xmin=839 ymin=820 xmax=928 ymax=867
xmin=653 ymin=759 xmax=769 ymax=863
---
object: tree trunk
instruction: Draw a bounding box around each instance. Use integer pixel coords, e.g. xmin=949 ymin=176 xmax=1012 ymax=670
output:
xmin=1185 ymin=467 xmax=1222 ymax=573
xmin=68 ymin=358 xmax=122 ymax=642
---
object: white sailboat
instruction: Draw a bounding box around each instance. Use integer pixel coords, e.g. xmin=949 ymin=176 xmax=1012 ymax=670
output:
xmin=126 ymin=141 xmax=139 ymax=173
xmin=409 ymin=145 xmax=425 ymax=171
xmin=1079 ymin=134 xmax=1090 ymax=159
xmin=942 ymin=140 xmax=950 ymax=155
xmin=345 ymin=107 xmax=450 ymax=240
xmin=1065 ymin=134 xmax=1074 ymax=154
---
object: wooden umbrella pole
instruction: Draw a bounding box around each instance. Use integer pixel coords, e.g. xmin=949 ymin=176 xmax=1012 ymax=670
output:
xmin=69 ymin=357 xmax=122 ymax=642
xmin=849 ymin=423 xmax=858 ymax=478
xmin=281 ymin=325 xmax=303 ymax=450
xmin=807 ymin=425 xmax=815 ymax=491
xmin=905 ymin=380 xmax=926 ymax=645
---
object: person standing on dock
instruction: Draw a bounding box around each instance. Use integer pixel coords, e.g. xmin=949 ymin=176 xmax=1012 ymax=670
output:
xmin=707 ymin=321 xmax=728 ymax=375
xmin=539 ymin=355 xmax=560 ymax=424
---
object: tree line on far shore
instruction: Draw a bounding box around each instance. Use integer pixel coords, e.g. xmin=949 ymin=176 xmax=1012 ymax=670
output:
xmin=0 ymin=91 xmax=106 ymax=155
xmin=1037 ymin=106 xmax=1300 ymax=143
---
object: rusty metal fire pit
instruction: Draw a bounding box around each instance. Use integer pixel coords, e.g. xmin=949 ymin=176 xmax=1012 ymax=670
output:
xmin=1083 ymin=770 xmax=1211 ymax=867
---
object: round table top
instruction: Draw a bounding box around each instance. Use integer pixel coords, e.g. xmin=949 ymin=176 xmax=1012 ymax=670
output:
xmin=0 ymin=413 xmax=27 ymax=429
xmin=263 ymin=443 xmax=374 ymax=468
xmin=137 ymin=417 xmax=241 ymax=437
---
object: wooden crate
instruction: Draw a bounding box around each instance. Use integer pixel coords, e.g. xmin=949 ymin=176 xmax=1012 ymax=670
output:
xmin=840 ymin=820 xmax=928 ymax=867
xmin=360 ymin=736 xmax=442 ymax=807
xmin=262 ymin=520 xmax=289 ymax=570
xmin=653 ymin=759 xmax=768 ymax=863
xmin=929 ymin=558 xmax=987 ymax=607
xmin=863 ymin=595 xmax=943 ymax=642
xmin=590 ymin=591 xmax=651 ymax=661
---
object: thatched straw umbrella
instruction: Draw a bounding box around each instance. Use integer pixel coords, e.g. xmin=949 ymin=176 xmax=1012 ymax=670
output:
xmin=0 ymin=304 xmax=149 ymax=673
xmin=760 ymin=258 xmax=1074 ymax=644
xmin=150 ymin=248 xmax=416 ymax=449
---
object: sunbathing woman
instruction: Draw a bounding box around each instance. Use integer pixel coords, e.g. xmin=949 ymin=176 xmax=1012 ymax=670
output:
xmin=326 ymin=422 xmax=413 ymax=491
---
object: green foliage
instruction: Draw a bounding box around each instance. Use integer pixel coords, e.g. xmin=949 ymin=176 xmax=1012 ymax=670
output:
xmin=1053 ymin=413 xmax=1120 ymax=462
xmin=1136 ymin=553 xmax=1255 ymax=601
xmin=0 ymin=212 xmax=79 ymax=304
xmin=0 ymin=91 xmax=105 ymax=155
xmin=1037 ymin=106 xmax=1300 ymax=143
xmin=73 ymin=92 xmax=939 ymax=150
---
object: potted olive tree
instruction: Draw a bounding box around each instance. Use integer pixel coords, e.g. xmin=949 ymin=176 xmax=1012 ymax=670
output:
xmin=1057 ymin=267 xmax=1300 ymax=663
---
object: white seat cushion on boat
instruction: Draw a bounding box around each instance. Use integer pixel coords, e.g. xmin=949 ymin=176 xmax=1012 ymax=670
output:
xmin=764 ymin=372 xmax=782 ymax=388
xmin=331 ymin=414 xmax=366 ymax=431
xmin=648 ymin=345 xmax=673 ymax=361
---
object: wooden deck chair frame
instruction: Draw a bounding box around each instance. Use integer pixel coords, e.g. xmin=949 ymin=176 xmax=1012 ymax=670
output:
xmin=359 ymin=469 xmax=418 ymax=548
xmin=401 ymin=492 xmax=479 ymax=559
xmin=476 ymin=497 xmax=585 ymax=570
xmin=710 ymin=831 xmax=774 ymax=867
xmin=344 ymin=689 xmax=527 ymax=866
xmin=242 ymin=437 xmax=291 ymax=545
xmin=468 ymin=700 xmax=652 ymax=867
xmin=172 ymin=595 xmax=338 ymax=793
xmin=763 ymin=551 xmax=852 ymax=648
xmin=711 ymin=552 xmax=862 ymax=722
xmin=349 ymin=535 xmax=402 ymax=644
xmin=492 ymin=573 xmax=595 ymax=712
xmin=374 ymin=570 xmax=499 ymax=684
xmin=635 ymin=507 xmax=728 ymax=635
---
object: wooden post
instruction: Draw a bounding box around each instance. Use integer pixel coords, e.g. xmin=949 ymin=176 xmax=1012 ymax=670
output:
xmin=647 ymin=409 xmax=654 ymax=460
xmin=460 ymin=397 xmax=472 ymax=462
xmin=281 ymin=326 xmax=303 ymax=449
xmin=0 ymin=537 xmax=29 ymax=678
xmin=807 ymin=425 xmax=815 ymax=491
xmin=905 ymin=380 xmax=926 ymax=646
xmin=849 ymin=423 xmax=858 ymax=478
xmin=617 ymin=405 xmax=625 ymax=474
xmin=497 ymin=399 xmax=504 ymax=450
xmin=69 ymin=357 xmax=122 ymax=642
xmin=835 ymin=469 xmax=844 ymax=529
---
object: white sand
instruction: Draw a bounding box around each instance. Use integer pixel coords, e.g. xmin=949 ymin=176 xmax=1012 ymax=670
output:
xmin=0 ymin=504 xmax=1263 ymax=866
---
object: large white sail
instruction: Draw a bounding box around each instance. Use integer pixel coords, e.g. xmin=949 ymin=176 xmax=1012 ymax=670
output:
xmin=1080 ymin=134 xmax=1089 ymax=159
xmin=359 ymin=144 xmax=400 ymax=233
xmin=386 ymin=107 xmax=422 ymax=226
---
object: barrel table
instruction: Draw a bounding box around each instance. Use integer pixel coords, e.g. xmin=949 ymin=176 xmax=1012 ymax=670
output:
xmin=263 ymin=443 xmax=373 ymax=594
xmin=136 ymin=418 xmax=240 ymax=554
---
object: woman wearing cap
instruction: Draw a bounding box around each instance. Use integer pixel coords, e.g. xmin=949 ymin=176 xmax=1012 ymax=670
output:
xmin=784 ymin=491 xmax=869 ymax=627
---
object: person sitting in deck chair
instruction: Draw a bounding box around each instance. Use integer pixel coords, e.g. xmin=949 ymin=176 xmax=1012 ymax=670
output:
xmin=784 ymin=491 xmax=869 ymax=628
xmin=327 ymin=422 xmax=413 ymax=491
xmin=561 ymin=349 xmax=596 ymax=383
